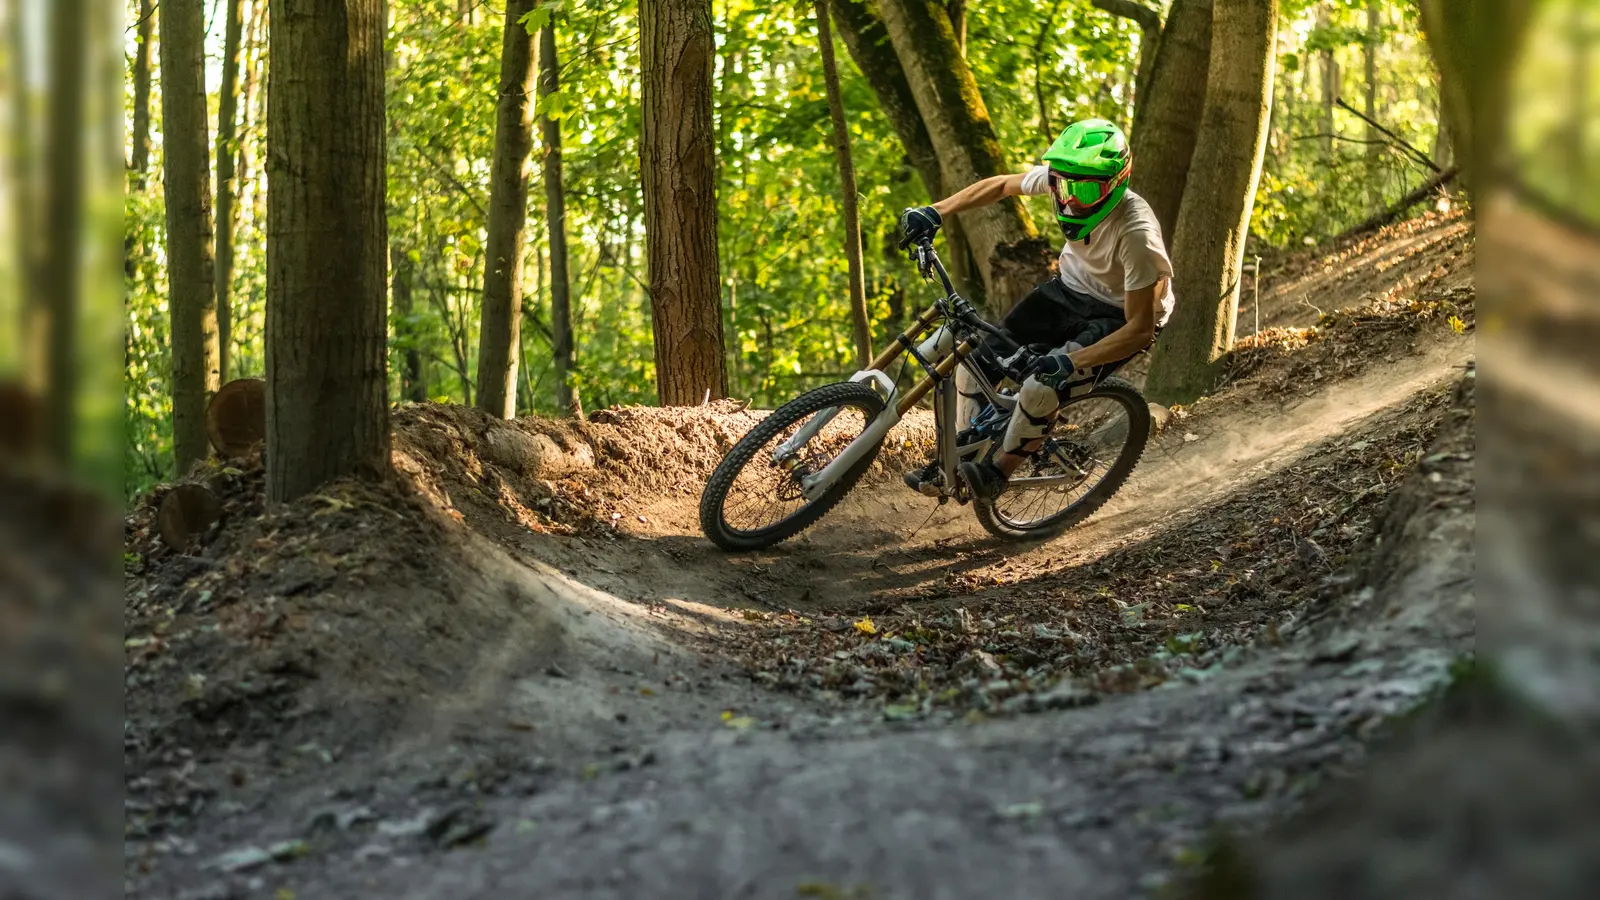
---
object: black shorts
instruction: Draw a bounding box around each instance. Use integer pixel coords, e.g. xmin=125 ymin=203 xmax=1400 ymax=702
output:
xmin=970 ymin=279 xmax=1127 ymax=382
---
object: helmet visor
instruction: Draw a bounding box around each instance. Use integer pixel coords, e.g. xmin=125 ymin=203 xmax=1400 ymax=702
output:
xmin=1048 ymin=169 xmax=1115 ymax=218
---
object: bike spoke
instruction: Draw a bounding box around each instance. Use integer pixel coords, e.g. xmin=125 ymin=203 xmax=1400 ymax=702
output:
xmin=991 ymin=392 xmax=1132 ymax=531
xmin=720 ymin=405 xmax=872 ymax=535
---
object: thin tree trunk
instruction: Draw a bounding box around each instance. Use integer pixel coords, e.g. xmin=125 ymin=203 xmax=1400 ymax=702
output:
xmin=827 ymin=0 xmax=979 ymax=305
xmin=265 ymin=0 xmax=390 ymax=503
xmin=131 ymin=0 xmax=155 ymax=185
xmin=215 ymin=0 xmax=244 ymax=383
xmin=874 ymin=0 xmax=1051 ymax=313
xmin=43 ymin=0 xmax=87 ymax=462
xmin=1092 ymin=0 xmax=1162 ymax=106
xmin=476 ymin=0 xmax=538 ymax=419
xmin=1129 ymin=0 xmax=1213 ymax=245
xmin=1319 ymin=2 xmax=1337 ymax=160
xmin=1570 ymin=7 xmax=1589 ymax=199
xmin=8 ymin=10 xmax=44 ymax=390
xmin=539 ymin=18 xmax=578 ymax=416
xmin=816 ymin=2 xmax=872 ymax=368
xmin=946 ymin=0 xmax=965 ymax=53
xmin=1364 ymin=0 xmax=1381 ymax=210
xmin=1144 ymin=0 xmax=1278 ymax=406
xmin=640 ymin=0 xmax=726 ymax=405
xmin=161 ymin=0 xmax=220 ymax=474
xmin=391 ymin=240 xmax=425 ymax=402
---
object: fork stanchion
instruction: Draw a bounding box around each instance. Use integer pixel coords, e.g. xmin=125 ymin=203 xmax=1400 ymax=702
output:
xmin=897 ymin=340 xmax=976 ymax=415
xmin=869 ymin=304 xmax=941 ymax=372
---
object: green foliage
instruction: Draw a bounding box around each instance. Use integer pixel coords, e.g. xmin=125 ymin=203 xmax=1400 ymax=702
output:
xmin=121 ymin=0 xmax=1448 ymax=495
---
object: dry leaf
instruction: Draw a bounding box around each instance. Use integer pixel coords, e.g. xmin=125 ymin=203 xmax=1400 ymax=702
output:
xmin=853 ymin=616 xmax=877 ymax=635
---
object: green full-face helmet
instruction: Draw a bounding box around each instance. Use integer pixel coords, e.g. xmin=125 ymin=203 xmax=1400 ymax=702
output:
xmin=1041 ymin=118 xmax=1133 ymax=241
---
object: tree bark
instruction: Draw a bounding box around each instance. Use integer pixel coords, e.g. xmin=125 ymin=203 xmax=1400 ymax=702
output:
xmin=265 ymin=0 xmax=390 ymax=503
xmin=1144 ymin=0 xmax=1278 ymax=406
xmin=1415 ymin=0 xmax=1535 ymax=198
xmin=476 ymin=0 xmax=539 ymax=419
xmin=43 ymin=0 xmax=87 ymax=463
xmin=1091 ymin=0 xmax=1163 ymax=105
xmin=130 ymin=0 xmax=155 ymax=185
xmin=816 ymin=1 xmax=872 ymax=369
xmin=1363 ymin=0 xmax=1382 ymax=210
xmin=215 ymin=0 xmax=245 ymax=383
xmin=1129 ymin=0 xmax=1213 ymax=246
xmin=640 ymin=0 xmax=727 ymax=405
xmin=874 ymin=0 xmax=1051 ymax=313
xmin=539 ymin=18 xmax=578 ymax=416
xmin=160 ymin=0 xmax=220 ymax=475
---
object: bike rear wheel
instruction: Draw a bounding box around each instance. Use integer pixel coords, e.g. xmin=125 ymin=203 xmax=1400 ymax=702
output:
xmin=972 ymin=376 xmax=1150 ymax=541
xmin=700 ymin=381 xmax=886 ymax=552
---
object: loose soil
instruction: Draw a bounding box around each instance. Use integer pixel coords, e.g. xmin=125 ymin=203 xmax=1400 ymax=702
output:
xmin=117 ymin=215 xmax=1483 ymax=900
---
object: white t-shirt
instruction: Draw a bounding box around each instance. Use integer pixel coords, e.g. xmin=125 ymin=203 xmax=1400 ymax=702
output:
xmin=1019 ymin=165 xmax=1175 ymax=326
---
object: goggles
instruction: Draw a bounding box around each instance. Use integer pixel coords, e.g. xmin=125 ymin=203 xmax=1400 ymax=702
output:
xmin=1048 ymin=169 xmax=1117 ymax=217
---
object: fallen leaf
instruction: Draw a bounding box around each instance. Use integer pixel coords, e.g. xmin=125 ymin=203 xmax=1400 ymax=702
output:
xmin=853 ymin=616 xmax=877 ymax=635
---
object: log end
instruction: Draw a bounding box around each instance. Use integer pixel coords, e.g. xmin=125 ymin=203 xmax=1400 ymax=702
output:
xmin=157 ymin=483 xmax=222 ymax=550
xmin=207 ymin=377 xmax=266 ymax=459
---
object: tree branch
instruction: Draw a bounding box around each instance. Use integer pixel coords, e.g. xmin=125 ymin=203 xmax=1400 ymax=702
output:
xmin=1090 ymin=0 xmax=1161 ymax=33
xmin=1335 ymin=97 xmax=1441 ymax=172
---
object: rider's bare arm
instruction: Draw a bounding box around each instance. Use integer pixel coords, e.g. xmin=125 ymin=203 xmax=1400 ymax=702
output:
xmin=1067 ymin=280 xmax=1162 ymax=370
xmin=931 ymin=173 xmax=1027 ymax=217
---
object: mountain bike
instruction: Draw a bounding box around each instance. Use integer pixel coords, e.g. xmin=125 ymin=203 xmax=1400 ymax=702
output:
xmin=699 ymin=238 xmax=1151 ymax=552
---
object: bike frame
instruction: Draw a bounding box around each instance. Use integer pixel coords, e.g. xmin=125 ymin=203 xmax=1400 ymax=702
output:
xmin=781 ymin=243 xmax=1087 ymax=502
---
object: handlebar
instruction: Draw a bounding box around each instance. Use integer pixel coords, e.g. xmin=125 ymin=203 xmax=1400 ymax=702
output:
xmin=909 ymin=238 xmax=1023 ymax=360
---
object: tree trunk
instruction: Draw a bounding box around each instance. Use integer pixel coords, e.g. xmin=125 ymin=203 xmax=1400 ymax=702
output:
xmin=1415 ymin=0 xmax=1533 ymax=199
xmin=215 ymin=0 xmax=245 ymax=383
xmin=1092 ymin=0 xmax=1163 ymax=106
xmin=816 ymin=2 xmax=872 ymax=369
xmin=1129 ymin=0 xmax=1213 ymax=246
xmin=8 ymin=11 xmax=44 ymax=392
xmin=130 ymin=0 xmax=155 ymax=185
xmin=1318 ymin=2 xmax=1337 ymax=160
xmin=1144 ymin=0 xmax=1278 ymax=406
xmin=874 ymin=0 xmax=1051 ymax=314
xmin=476 ymin=0 xmax=539 ymax=419
xmin=539 ymin=18 xmax=578 ymax=416
xmin=826 ymin=0 xmax=980 ymax=304
xmin=946 ymin=0 xmax=965 ymax=53
xmin=160 ymin=0 xmax=220 ymax=475
xmin=265 ymin=0 xmax=390 ymax=503
xmin=640 ymin=0 xmax=726 ymax=406
xmin=1363 ymin=0 xmax=1381 ymax=210
xmin=391 ymin=239 xmax=426 ymax=402
xmin=43 ymin=0 xmax=87 ymax=463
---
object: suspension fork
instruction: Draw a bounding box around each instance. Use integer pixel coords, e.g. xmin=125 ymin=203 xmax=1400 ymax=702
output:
xmin=775 ymin=305 xmax=943 ymax=459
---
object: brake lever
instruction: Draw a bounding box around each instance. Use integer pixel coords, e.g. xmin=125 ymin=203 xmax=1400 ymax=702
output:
xmin=997 ymin=345 xmax=1037 ymax=383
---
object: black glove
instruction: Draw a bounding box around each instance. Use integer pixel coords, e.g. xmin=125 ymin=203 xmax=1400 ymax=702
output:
xmin=897 ymin=206 xmax=943 ymax=248
xmin=1025 ymin=348 xmax=1081 ymax=390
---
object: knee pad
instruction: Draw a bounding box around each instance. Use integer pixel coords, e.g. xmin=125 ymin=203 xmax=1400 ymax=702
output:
xmin=1017 ymin=376 xmax=1061 ymax=423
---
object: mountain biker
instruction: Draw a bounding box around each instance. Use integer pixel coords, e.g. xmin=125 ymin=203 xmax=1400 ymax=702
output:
xmin=897 ymin=117 xmax=1175 ymax=501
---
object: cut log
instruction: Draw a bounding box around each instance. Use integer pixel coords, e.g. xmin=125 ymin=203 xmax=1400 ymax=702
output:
xmin=0 ymin=381 xmax=40 ymax=460
xmin=157 ymin=483 xmax=221 ymax=549
xmin=206 ymin=377 xmax=266 ymax=458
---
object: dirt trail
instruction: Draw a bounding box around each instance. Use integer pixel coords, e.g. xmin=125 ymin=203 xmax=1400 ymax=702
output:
xmin=120 ymin=217 xmax=1478 ymax=900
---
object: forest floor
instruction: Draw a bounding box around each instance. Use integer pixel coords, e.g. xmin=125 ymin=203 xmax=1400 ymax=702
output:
xmin=118 ymin=212 xmax=1480 ymax=900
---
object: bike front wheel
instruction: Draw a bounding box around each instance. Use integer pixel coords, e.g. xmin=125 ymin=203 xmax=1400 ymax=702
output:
xmin=972 ymin=376 xmax=1150 ymax=541
xmin=699 ymin=381 xmax=887 ymax=552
